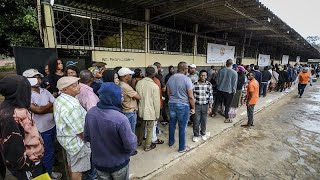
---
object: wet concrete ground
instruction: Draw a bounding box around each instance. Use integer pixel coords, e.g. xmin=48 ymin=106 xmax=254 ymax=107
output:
xmin=153 ymin=83 xmax=320 ymax=180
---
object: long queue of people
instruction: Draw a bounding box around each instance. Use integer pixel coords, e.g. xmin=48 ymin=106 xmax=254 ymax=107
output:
xmin=0 ymin=58 xmax=313 ymax=180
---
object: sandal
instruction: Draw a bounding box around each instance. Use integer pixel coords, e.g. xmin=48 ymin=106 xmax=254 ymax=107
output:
xmin=153 ymin=139 xmax=164 ymax=144
xmin=144 ymin=143 xmax=156 ymax=151
xmin=224 ymin=119 xmax=233 ymax=123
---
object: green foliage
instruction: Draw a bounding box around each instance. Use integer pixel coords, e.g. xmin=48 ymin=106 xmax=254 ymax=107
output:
xmin=0 ymin=0 xmax=40 ymax=54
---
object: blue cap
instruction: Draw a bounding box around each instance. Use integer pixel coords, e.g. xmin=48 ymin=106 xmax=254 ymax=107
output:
xmin=66 ymin=61 xmax=78 ymax=67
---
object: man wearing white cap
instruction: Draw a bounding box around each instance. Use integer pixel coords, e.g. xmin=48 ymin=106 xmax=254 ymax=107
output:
xmin=118 ymin=68 xmax=141 ymax=138
xmin=23 ymin=69 xmax=62 ymax=179
xmin=188 ymin=64 xmax=199 ymax=84
xmin=53 ymin=76 xmax=91 ymax=180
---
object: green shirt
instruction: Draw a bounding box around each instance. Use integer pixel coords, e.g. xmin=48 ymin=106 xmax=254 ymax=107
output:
xmin=53 ymin=93 xmax=87 ymax=155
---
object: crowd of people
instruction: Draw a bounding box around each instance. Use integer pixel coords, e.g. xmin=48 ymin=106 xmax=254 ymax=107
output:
xmin=0 ymin=58 xmax=314 ymax=180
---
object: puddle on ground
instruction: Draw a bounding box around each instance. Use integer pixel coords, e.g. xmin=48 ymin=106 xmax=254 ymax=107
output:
xmin=305 ymin=144 xmax=320 ymax=153
xmin=292 ymin=119 xmax=320 ymax=134
xmin=295 ymin=158 xmax=317 ymax=173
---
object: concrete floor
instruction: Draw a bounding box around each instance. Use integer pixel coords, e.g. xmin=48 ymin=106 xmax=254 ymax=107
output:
xmin=4 ymin=82 xmax=319 ymax=180
xmin=130 ymin=84 xmax=298 ymax=179
xmin=152 ymin=84 xmax=320 ymax=179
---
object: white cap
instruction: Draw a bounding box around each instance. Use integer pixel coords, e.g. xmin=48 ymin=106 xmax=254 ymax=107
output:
xmin=22 ymin=69 xmax=43 ymax=86
xmin=118 ymin=67 xmax=134 ymax=77
xmin=189 ymin=64 xmax=196 ymax=68
xmin=23 ymin=69 xmax=44 ymax=78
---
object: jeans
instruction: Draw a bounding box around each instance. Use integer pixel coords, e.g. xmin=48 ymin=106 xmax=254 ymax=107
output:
xmin=41 ymin=126 xmax=56 ymax=175
xmin=298 ymin=84 xmax=307 ymax=96
xmin=213 ymin=91 xmax=234 ymax=119
xmin=168 ymin=103 xmax=190 ymax=151
xmin=96 ymin=164 xmax=129 ymax=180
xmin=193 ymin=104 xmax=208 ymax=137
xmin=123 ymin=111 xmax=137 ymax=134
xmin=247 ymin=104 xmax=255 ymax=126
xmin=261 ymin=82 xmax=268 ymax=96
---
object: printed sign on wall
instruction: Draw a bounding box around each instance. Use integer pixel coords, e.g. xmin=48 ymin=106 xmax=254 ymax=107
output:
xmin=207 ymin=43 xmax=235 ymax=63
xmin=296 ymin=56 xmax=300 ymax=63
xmin=282 ymin=55 xmax=289 ymax=65
xmin=258 ymin=54 xmax=270 ymax=66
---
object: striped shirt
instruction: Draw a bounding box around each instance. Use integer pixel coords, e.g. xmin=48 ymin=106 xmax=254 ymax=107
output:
xmin=53 ymin=93 xmax=87 ymax=156
xmin=193 ymin=81 xmax=214 ymax=105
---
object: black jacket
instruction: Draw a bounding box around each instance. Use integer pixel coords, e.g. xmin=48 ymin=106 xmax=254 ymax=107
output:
xmin=261 ymin=70 xmax=272 ymax=82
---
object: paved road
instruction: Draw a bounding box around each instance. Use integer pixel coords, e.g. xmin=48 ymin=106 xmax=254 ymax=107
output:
xmin=153 ymin=83 xmax=320 ymax=180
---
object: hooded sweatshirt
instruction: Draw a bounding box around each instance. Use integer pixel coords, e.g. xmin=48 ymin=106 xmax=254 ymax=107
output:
xmin=84 ymin=82 xmax=137 ymax=173
xmin=0 ymin=75 xmax=44 ymax=173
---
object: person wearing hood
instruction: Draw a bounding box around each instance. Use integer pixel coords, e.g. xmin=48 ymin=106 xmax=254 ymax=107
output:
xmin=102 ymin=69 xmax=120 ymax=84
xmin=0 ymin=75 xmax=45 ymax=179
xmin=84 ymin=82 xmax=137 ymax=180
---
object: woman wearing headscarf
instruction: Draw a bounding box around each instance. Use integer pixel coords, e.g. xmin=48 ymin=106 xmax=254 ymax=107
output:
xmin=0 ymin=75 xmax=45 ymax=179
xmin=102 ymin=69 xmax=119 ymax=84
xmin=229 ymin=66 xmax=246 ymax=118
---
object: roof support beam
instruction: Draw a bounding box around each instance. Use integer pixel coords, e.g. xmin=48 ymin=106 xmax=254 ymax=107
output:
xmin=150 ymin=0 xmax=215 ymax=22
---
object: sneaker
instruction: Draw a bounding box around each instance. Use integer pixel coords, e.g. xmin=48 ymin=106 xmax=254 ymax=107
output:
xmin=201 ymin=135 xmax=207 ymax=141
xmin=178 ymin=146 xmax=190 ymax=153
xmin=51 ymin=172 xmax=62 ymax=180
xmin=192 ymin=136 xmax=199 ymax=142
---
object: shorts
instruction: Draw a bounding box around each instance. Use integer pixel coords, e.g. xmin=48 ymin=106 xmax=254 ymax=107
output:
xmin=67 ymin=144 xmax=91 ymax=173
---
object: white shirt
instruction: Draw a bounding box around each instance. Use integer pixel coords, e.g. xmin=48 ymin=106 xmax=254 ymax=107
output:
xmin=31 ymin=88 xmax=55 ymax=133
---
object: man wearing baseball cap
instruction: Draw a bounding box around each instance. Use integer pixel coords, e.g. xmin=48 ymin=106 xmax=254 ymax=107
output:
xmin=118 ymin=68 xmax=141 ymax=136
xmin=23 ymin=69 xmax=62 ymax=179
xmin=53 ymin=77 xmax=91 ymax=180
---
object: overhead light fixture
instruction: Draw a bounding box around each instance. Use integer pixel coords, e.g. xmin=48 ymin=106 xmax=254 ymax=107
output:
xmin=267 ymin=17 xmax=271 ymax=22
xmin=70 ymin=14 xmax=101 ymax=20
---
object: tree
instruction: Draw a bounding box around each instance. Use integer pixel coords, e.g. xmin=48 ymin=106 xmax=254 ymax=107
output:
xmin=306 ymin=36 xmax=320 ymax=52
xmin=0 ymin=0 xmax=40 ymax=55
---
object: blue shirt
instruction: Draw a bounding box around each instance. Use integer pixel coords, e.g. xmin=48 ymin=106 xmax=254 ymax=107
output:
xmin=166 ymin=73 xmax=193 ymax=105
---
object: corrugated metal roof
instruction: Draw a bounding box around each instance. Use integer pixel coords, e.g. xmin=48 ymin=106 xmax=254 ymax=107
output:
xmin=54 ymin=0 xmax=320 ymax=58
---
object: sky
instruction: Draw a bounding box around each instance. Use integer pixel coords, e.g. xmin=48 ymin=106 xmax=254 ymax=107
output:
xmin=259 ymin=0 xmax=320 ymax=39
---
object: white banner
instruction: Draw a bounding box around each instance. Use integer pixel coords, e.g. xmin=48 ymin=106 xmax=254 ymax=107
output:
xmin=308 ymin=59 xmax=320 ymax=63
xmin=207 ymin=43 xmax=235 ymax=63
xmin=258 ymin=54 xmax=270 ymax=66
xmin=296 ymin=56 xmax=300 ymax=63
xmin=282 ymin=55 xmax=289 ymax=65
